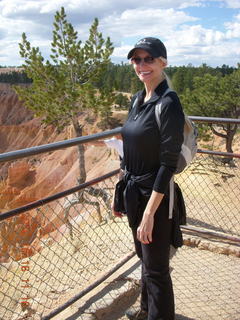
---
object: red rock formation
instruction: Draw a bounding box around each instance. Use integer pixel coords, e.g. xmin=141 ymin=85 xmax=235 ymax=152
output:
xmin=0 ymin=83 xmax=33 ymax=126
xmin=0 ymin=83 xmax=120 ymax=262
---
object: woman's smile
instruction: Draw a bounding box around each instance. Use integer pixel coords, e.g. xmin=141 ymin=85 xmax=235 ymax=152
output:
xmin=138 ymin=70 xmax=152 ymax=79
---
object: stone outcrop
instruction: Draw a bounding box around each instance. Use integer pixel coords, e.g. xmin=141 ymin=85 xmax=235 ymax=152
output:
xmin=0 ymin=83 xmax=33 ymax=126
xmin=0 ymin=83 xmax=120 ymax=262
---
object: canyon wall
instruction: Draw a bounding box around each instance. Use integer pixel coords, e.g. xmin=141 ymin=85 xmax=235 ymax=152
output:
xmin=0 ymin=83 xmax=120 ymax=262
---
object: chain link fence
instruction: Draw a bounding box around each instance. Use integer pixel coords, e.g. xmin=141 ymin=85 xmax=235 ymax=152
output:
xmin=176 ymin=152 xmax=239 ymax=237
xmin=0 ymin=122 xmax=239 ymax=320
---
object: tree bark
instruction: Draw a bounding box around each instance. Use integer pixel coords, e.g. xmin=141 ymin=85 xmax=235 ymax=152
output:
xmin=72 ymin=117 xmax=86 ymax=185
xmin=211 ymin=124 xmax=237 ymax=153
xmin=69 ymin=116 xmax=112 ymax=225
xmin=225 ymin=124 xmax=237 ymax=154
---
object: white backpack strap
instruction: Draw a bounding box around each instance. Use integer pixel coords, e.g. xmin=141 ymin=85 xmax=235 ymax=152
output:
xmin=131 ymin=96 xmax=138 ymax=110
xmin=155 ymin=103 xmax=162 ymax=129
xmin=154 ymin=88 xmax=175 ymax=219
xmin=155 ymin=88 xmax=175 ymax=130
xmin=169 ymin=176 xmax=174 ymax=219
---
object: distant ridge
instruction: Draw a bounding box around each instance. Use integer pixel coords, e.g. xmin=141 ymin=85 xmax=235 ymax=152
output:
xmin=0 ymin=67 xmax=23 ymax=74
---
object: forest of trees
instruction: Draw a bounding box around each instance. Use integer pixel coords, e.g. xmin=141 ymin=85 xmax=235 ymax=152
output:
xmin=0 ymin=68 xmax=32 ymax=84
xmin=1 ymin=62 xmax=238 ymax=99
xmin=0 ymin=63 xmax=240 ymax=152
xmin=1 ymin=61 xmax=239 ymax=155
xmin=96 ymin=62 xmax=238 ymax=96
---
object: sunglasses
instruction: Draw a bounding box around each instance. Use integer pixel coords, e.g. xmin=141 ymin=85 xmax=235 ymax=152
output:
xmin=130 ymin=56 xmax=155 ymax=65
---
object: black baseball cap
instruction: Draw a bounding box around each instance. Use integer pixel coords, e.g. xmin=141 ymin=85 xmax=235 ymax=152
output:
xmin=127 ymin=37 xmax=167 ymax=60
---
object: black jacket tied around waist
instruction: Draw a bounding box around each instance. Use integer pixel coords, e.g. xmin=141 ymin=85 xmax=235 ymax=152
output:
xmin=115 ymin=170 xmax=186 ymax=248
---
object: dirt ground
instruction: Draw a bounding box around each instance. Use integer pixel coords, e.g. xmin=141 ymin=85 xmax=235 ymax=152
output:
xmin=48 ymin=246 xmax=240 ymax=320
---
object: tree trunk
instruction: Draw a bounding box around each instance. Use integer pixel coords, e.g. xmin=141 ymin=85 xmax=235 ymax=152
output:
xmin=70 ymin=116 xmax=112 ymax=225
xmin=211 ymin=124 xmax=237 ymax=153
xmin=210 ymin=123 xmax=237 ymax=166
xmin=225 ymin=124 xmax=237 ymax=167
xmin=72 ymin=117 xmax=86 ymax=185
xmin=225 ymin=124 xmax=237 ymax=153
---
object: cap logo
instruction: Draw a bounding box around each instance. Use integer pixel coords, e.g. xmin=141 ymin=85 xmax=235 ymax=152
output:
xmin=136 ymin=38 xmax=151 ymax=46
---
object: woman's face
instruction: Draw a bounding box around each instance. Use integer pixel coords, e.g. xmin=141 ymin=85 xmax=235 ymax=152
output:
xmin=131 ymin=49 xmax=166 ymax=85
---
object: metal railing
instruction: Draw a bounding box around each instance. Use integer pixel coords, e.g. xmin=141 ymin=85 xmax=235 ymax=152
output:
xmin=0 ymin=117 xmax=239 ymax=320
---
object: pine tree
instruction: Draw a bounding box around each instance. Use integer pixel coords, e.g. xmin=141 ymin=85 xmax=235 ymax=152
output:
xmin=14 ymin=7 xmax=115 ymax=225
xmin=15 ymin=7 xmax=114 ymax=183
xmin=182 ymin=69 xmax=240 ymax=156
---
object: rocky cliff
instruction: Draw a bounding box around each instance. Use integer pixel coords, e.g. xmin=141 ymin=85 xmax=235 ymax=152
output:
xmin=0 ymin=83 xmax=120 ymax=262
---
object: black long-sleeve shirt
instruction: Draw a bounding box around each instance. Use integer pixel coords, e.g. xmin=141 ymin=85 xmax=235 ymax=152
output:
xmin=121 ymin=80 xmax=184 ymax=194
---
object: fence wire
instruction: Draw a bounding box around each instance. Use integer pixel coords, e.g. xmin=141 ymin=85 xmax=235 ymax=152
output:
xmin=0 ymin=154 xmax=239 ymax=320
xmin=176 ymin=153 xmax=240 ymax=237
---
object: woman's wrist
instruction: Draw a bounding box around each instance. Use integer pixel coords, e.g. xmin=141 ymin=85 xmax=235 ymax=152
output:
xmin=143 ymin=210 xmax=155 ymax=218
xmin=144 ymin=191 xmax=164 ymax=217
xmin=119 ymin=168 xmax=125 ymax=180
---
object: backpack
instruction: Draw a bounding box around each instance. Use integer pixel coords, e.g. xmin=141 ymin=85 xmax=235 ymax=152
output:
xmin=132 ymin=88 xmax=198 ymax=173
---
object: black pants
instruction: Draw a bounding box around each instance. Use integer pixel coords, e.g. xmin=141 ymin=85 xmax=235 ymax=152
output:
xmin=132 ymin=197 xmax=175 ymax=320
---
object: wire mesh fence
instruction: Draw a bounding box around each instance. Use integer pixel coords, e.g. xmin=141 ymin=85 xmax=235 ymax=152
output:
xmin=0 ymin=126 xmax=239 ymax=319
xmin=119 ymin=244 xmax=240 ymax=320
xmin=0 ymin=174 xmax=134 ymax=320
xmin=176 ymin=152 xmax=240 ymax=237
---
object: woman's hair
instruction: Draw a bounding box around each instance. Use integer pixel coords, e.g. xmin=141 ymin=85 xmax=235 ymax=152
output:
xmin=163 ymin=71 xmax=173 ymax=89
xmin=159 ymin=57 xmax=173 ymax=89
xmin=159 ymin=56 xmax=167 ymax=65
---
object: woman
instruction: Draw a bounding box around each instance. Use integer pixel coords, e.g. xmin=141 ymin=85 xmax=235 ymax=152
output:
xmin=113 ymin=37 xmax=185 ymax=320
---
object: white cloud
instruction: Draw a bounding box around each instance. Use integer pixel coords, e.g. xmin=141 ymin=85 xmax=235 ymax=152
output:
xmin=0 ymin=0 xmax=239 ymax=66
xmin=0 ymin=0 xmax=205 ymax=20
xmin=0 ymin=11 xmax=52 ymax=66
xmin=168 ymin=24 xmax=226 ymax=47
xmin=110 ymin=6 xmax=240 ymax=66
xmin=1 ymin=1 xmax=39 ymax=16
xmin=224 ymin=13 xmax=240 ymax=38
xmin=178 ymin=41 xmax=240 ymax=66
xmin=221 ymin=0 xmax=240 ymax=9
xmin=163 ymin=21 xmax=240 ymax=66
xmin=112 ymin=45 xmax=132 ymax=59
xmin=100 ymin=8 xmax=198 ymax=41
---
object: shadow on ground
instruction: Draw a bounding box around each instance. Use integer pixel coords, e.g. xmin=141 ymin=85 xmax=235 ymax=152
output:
xmin=56 ymin=258 xmax=196 ymax=320
xmin=175 ymin=314 xmax=195 ymax=320
xmin=63 ymin=260 xmax=141 ymax=320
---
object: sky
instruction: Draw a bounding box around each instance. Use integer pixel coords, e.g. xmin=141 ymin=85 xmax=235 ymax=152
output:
xmin=0 ymin=0 xmax=239 ymax=67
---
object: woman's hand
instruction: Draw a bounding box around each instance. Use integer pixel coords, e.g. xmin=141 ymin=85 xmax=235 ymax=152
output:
xmin=112 ymin=168 xmax=125 ymax=218
xmin=111 ymin=197 xmax=124 ymax=218
xmin=113 ymin=210 xmax=124 ymax=218
xmin=137 ymin=213 xmax=154 ymax=244
xmin=137 ymin=190 xmax=164 ymax=244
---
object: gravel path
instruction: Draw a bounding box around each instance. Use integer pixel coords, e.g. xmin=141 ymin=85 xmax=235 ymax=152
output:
xmin=52 ymin=245 xmax=240 ymax=320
